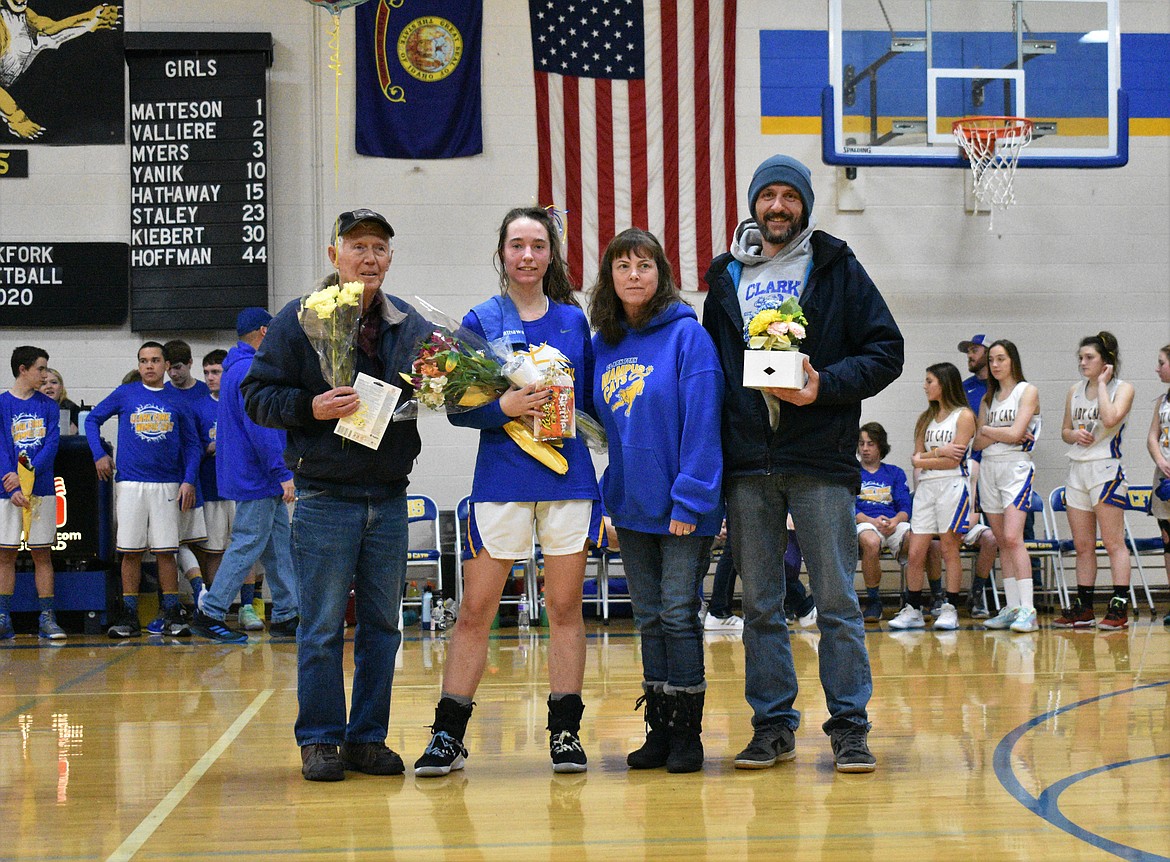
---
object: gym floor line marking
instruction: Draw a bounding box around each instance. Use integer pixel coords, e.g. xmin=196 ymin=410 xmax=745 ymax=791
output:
xmin=105 ymin=689 xmax=274 ymax=862
xmin=994 ymin=679 xmax=1170 ymax=862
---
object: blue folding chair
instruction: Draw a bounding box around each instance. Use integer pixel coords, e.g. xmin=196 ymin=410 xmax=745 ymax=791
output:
xmin=405 ymin=494 xmax=442 ymax=610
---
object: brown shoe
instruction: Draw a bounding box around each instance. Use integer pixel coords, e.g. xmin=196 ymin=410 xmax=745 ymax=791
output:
xmin=301 ymin=743 xmax=345 ymax=781
xmin=340 ymin=741 xmax=405 ymax=775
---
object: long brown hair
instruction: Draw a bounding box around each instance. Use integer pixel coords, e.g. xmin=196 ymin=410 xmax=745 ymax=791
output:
xmin=982 ymin=339 xmax=1027 ymax=409
xmin=589 ymin=228 xmax=685 ymax=345
xmin=493 ymin=207 xmax=579 ymax=308
xmin=914 ymin=362 xmax=968 ymax=444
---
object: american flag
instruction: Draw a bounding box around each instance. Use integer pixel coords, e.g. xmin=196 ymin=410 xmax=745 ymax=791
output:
xmin=529 ymin=0 xmax=738 ymax=293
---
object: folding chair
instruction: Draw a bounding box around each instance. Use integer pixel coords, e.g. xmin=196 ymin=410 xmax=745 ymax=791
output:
xmin=1119 ymin=486 xmax=1158 ymax=612
xmin=1022 ymin=490 xmax=1069 ymax=608
xmin=405 ymin=494 xmax=442 ymax=611
xmin=585 ymin=530 xmax=629 ymax=625
xmin=1045 ymin=486 xmax=1148 ymax=612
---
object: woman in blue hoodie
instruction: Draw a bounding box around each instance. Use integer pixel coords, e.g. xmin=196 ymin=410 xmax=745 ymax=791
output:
xmin=590 ymin=228 xmax=724 ymax=773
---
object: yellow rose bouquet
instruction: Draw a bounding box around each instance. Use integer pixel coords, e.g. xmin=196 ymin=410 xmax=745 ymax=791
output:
xmin=742 ymin=297 xmax=810 ymax=389
xmin=298 ymin=280 xmax=365 ymax=387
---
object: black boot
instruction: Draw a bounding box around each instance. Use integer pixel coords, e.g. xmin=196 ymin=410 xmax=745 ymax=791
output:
xmin=414 ymin=696 xmax=474 ymax=777
xmin=666 ymin=689 xmax=705 ymax=774
xmin=627 ymin=684 xmax=671 ymax=769
xmin=547 ymin=694 xmax=587 ymax=773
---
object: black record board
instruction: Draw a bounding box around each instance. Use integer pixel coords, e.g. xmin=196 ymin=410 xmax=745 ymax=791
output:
xmin=128 ymin=49 xmax=269 ymax=332
xmin=0 ymin=243 xmax=128 ymax=326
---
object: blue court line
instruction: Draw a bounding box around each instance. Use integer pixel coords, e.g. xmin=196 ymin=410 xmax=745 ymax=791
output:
xmin=993 ymin=679 xmax=1170 ymax=862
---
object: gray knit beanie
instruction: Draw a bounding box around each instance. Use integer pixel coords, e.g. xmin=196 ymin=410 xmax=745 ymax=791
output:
xmin=748 ymin=154 xmax=814 ymax=219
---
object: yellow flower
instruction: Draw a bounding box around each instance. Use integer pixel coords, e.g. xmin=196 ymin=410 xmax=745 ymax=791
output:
xmin=338 ymin=281 xmax=364 ymax=306
xmin=311 ymin=298 xmax=338 ymax=319
xmin=748 ymin=310 xmax=787 ymax=336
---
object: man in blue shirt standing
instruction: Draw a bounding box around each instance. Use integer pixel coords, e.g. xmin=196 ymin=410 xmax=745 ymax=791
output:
xmin=191 ymin=308 xmax=299 ymax=644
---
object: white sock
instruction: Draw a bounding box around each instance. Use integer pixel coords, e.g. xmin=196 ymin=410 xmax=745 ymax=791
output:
xmin=1017 ymin=578 xmax=1034 ymax=611
xmin=1002 ymin=577 xmax=1020 ymax=609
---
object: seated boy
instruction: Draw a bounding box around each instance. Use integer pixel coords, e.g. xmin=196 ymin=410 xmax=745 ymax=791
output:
xmin=855 ymin=422 xmax=912 ymax=623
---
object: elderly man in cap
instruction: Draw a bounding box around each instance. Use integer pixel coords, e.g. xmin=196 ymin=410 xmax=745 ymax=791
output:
xmin=702 ymin=154 xmax=903 ymax=774
xmin=190 ymin=306 xmax=299 ymax=644
xmin=243 ymin=210 xmax=431 ymax=781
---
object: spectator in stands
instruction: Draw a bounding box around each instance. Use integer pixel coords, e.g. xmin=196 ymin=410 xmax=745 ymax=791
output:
xmin=855 ymin=422 xmax=911 ymax=623
xmin=0 ymin=346 xmax=64 ymax=640
xmin=40 ymin=368 xmax=79 ymax=435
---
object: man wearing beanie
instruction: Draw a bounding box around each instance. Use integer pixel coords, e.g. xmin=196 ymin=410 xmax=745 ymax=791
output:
xmin=190 ymin=307 xmax=300 ymax=645
xmin=702 ymin=154 xmax=903 ymax=773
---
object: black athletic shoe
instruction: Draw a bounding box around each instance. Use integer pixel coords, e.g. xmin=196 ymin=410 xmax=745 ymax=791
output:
xmin=301 ymin=743 xmax=345 ymax=781
xmin=339 ymin=741 xmax=404 ymax=775
xmin=189 ymin=610 xmax=248 ymax=644
xmin=107 ymin=603 xmax=142 ymax=639
xmin=161 ymin=604 xmax=191 ymax=637
xmin=734 ymin=723 xmax=796 ymax=769
xmin=830 ymin=725 xmax=876 ymax=773
xmin=268 ymin=616 xmax=300 ymax=638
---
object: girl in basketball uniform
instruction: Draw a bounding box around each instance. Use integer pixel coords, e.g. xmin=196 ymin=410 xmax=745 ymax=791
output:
xmin=974 ymin=340 xmax=1041 ymax=633
xmin=414 ymin=207 xmax=600 ymax=777
xmin=889 ymin=363 xmax=975 ymax=632
xmin=1055 ymin=331 xmax=1134 ymax=630
xmin=1144 ymin=343 xmax=1170 ymax=626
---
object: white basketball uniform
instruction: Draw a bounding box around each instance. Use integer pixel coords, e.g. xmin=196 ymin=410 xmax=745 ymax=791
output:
xmin=911 ymin=407 xmax=972 ymax=535
xmin=1150 ymin=393 xmax=1170 ymax=520
xmin=977 ymin=381 xmax=1040 ymax=514
xmin=1065 ymin=378 xmax=1127 ymax=510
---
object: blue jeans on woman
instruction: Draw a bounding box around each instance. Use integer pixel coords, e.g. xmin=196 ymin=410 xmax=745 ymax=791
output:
xmin=291 ymin=489 xmax=408 ymax=747
xmin=615 ymin=527 xmax=707 ymax=689
xmin=727 ymin=474 xmax=871 ymax=735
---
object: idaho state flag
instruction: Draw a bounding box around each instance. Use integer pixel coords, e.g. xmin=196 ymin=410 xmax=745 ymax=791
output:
xmin=356 ymin=0 xmax=483 ymax=159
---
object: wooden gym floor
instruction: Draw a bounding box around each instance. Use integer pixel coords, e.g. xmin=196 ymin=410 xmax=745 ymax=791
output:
xmin=1 ymin=615 xmax=1168 ymax=861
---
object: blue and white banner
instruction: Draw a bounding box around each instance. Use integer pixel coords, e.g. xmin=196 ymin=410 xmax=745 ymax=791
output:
xmin=355 ymin=0 xmax=482 ymax=159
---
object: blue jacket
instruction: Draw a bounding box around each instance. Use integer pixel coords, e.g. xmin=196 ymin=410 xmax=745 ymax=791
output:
xmin=242 ymin=283 xmax=432 ymax=497
xmin=702 ymin=230 xmax=904 ymax=488
xmin=217 ymin=342 xmax=293 ymax=501
xmin=593 ymin=303 xmax=723 ymax=535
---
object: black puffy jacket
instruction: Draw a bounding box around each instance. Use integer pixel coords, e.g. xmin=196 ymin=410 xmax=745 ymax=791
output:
xmin=702 ymin=230 xmax=904 ymax=490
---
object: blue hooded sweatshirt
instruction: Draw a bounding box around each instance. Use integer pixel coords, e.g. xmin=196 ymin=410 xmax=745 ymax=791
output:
xmin=217 ymin=341 xmax=292 ymax=501
xmin=592 ymin=302 xmax=724 ymax=535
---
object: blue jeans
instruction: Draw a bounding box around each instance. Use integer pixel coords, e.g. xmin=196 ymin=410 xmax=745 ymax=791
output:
xmin=727 ymin=474 xmax=871 ymax=735
xmin=202 ymin=496 xmax=298 ymax=624
xmin=706 ymin=531 xmax=813 ymax=619
xmin=615 ymin=527 xmax=706 ymax=688
xmin=291 ymin=490 xmax=407 ymax=747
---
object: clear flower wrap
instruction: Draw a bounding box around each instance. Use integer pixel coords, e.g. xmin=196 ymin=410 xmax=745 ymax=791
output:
xmin=298 ymin=281 xmax=365 ymax=388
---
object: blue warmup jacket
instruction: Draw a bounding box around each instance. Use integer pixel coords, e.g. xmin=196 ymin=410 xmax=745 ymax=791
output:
xmin=217 ymin=342 xmax=293 ymax=501
xmin=85 ymin=382 xmax=201 ymax=485
xmin=592 ymin=302 xmax=724 ymax=536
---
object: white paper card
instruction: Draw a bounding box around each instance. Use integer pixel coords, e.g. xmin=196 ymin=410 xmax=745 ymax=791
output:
xmin=334 ymin=372 xmax=400 ymax=450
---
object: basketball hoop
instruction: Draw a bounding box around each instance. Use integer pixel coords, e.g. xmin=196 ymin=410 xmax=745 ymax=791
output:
xmin=953 ymin=116 xmax=1033 ymax=230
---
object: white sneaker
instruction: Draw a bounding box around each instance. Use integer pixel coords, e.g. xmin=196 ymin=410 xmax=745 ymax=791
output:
xmin=704 ymin=612 xmax=744 ymax=632
xmin=932 ymin=602 xmax=959 ymax=631
xmin=1009 ymin=608 xmax=1038 ymax=633
xmin=888 ymin=604 xmax=925 ymax=630
xmin=982 ymin=606 xmax=1020 ymax=630
xmin=797 ymin=607 xmax=818 ymax=628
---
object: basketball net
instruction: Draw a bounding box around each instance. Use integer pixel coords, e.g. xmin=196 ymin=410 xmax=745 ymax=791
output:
xmin=953 ymin=117 xmax=1033 ymax=231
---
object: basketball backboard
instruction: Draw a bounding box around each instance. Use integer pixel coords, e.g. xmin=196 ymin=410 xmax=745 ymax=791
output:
xmin=823 ymin=0 xmax=1126 ymax=167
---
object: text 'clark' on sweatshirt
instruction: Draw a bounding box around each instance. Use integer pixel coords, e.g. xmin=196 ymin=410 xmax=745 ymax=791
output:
xmin=730 ymin=217 xmax=816 ymax=332
xmin=85 ymin=382 xmax=201 ymax=485
xmin=592 ymin=302 xmax=724 ymax=536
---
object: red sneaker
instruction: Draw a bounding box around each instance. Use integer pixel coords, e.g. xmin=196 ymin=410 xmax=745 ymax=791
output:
xmin=1097 ymin=597 xmax=1129 ymax=631
xmin=1054 ymin=600 xmax=1097 ymax=629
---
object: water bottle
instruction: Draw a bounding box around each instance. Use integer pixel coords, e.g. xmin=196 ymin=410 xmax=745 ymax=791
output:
xmin=431 ymin=590 xmax=443 ymax=631
xmin=517 ymin=594 xmax=530 ymax=631
xmin=420 ymin=583 xmax=432 ymax=628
